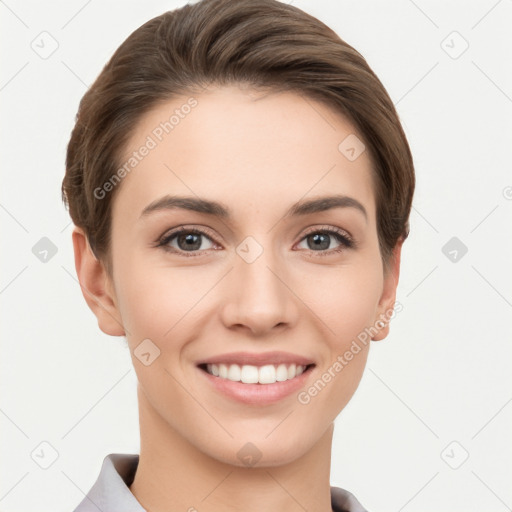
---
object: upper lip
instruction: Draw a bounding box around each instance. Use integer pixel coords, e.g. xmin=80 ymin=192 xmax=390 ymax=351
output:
xmin=196 ymin=351 xmax=315 ymax=367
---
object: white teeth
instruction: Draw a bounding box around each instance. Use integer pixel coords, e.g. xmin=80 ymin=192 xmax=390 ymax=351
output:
xmin=276 ymin=364 xmax=288 ymax=382
xmin=259 ymin=365 xmax=276 ymax=384
xmin=205 ymin=363 xmax=309 ymax=384
xmin=218 ymin=364 xmax=228 ymax=379
xmin=241 ymin=364 xmax=259 ymax=383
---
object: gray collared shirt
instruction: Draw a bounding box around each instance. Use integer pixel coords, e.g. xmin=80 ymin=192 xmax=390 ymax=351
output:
xmin=72 ymin=453 xmax=369 ymax=512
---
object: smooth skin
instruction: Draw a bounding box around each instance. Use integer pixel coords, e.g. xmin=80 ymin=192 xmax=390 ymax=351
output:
xmin=72 ymin=84 xmax=402 ymax=512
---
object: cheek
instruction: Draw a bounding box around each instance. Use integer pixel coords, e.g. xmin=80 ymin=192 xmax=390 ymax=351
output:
xmin=295 ymin=265 xmax=380 ymax=416
xmin=296 ymin=260 xmax=383 ymax=340
xmin=114 ymin=257 xmax=212 ymax=343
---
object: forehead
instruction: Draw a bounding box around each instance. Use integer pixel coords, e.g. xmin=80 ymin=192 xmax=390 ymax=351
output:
xmin=111 ymin=85 xmax=376 ymax=226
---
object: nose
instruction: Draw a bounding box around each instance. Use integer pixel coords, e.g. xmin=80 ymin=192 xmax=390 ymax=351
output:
xmin=219 ymin=244 xmax=299 ymax=336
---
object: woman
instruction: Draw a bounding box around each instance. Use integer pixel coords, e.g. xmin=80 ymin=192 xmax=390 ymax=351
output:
xmin=62 ymin=0 xmax=415 ymax=510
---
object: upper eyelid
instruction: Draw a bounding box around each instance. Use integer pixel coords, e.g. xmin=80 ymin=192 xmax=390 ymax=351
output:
xmin=302 ymin=224 xmax=352 ymax=238
xmin=159 ymin=225 xmax=218 ymax=244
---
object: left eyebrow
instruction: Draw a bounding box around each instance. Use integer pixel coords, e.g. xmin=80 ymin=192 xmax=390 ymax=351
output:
xmin=139 ymin=194 xmax=368 ymax=222
xmin=285 ymin=194 xmax=367 ymax=222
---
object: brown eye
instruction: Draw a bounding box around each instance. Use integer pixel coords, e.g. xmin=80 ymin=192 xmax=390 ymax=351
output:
xmin=158 ymin=227 xmax=217 ymax=256
xmin=296 ymin=227 xmax=355 ymax=255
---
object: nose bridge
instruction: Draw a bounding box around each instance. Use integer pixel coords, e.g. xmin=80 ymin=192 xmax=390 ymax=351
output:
xmin=222 ymin=234 xmax=296 ymax=333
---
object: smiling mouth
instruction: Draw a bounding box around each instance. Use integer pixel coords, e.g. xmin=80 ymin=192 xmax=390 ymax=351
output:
xmin=197 ymin=363 xmax=315 ymax=385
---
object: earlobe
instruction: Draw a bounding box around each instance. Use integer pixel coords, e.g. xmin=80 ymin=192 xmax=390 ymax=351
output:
xmin=372 ymin=240 xmax=403 ymax=342
xmin=72 ymin=227 xmax=125 ymax=337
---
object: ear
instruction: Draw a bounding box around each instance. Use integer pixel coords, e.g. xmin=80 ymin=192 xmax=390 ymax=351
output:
xmin=372 ymin=240 xmax=403 ymax=341
xmin=71 ymin=226 xmax=125 ymax=336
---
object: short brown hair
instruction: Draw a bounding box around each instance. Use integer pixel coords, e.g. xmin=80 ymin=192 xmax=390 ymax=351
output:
xmin=62 ymin=0 xmax=415 ymax=274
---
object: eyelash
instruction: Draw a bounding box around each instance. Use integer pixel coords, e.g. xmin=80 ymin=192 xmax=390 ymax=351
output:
xmin=156 ymin=225 xmax=356 ymax=258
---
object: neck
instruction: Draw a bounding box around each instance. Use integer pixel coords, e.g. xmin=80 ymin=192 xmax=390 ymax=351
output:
xmin=130 ymin=386 xmax=334 ymax=512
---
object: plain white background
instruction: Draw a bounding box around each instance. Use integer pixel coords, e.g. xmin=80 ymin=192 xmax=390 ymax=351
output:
xmin=1 ymin=1 xmax=511 ymax=510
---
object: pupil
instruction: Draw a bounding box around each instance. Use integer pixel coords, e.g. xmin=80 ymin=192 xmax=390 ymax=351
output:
xmin=179 ymin=233 xmax=201 ymax=251
xmin=310 ymin=233 xmax=329 ymax=250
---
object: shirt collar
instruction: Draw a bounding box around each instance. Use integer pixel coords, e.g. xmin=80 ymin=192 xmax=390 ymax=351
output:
xmin=72 ymin=453 xmax=369 ymax=512
xmin=72 ymin=453 xmax=144 ymax=512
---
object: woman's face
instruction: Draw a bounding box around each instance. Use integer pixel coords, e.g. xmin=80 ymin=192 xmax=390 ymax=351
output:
xmin=90 ymin=85 xmax=400 ymax=466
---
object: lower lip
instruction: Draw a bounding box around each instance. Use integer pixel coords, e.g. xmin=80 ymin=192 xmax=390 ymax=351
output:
xmin=197 ymin=365 xmax=315 ymax=405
